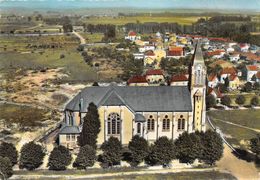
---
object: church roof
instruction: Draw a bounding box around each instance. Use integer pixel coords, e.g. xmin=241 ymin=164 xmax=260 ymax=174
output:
xmin=65 ymin=85 xmax=192 ymax=112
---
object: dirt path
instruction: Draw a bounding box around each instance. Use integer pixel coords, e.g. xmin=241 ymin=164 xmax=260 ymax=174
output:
xmin=72 ymin=31 xmax=86 ymax=45
xmin=217 ymin=144 xmax=259 ymax=180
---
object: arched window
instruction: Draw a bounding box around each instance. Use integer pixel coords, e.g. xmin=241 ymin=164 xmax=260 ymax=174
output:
xmin=107 ymin=113 xmax=121 ymax=135
xmin=162 ymin=115 xmax=170 ymax=131
xmin=147 ymin=115 xmax=155 ymax=131
xmin=177 ymin=115 xmax=185 ymax=130
xmin=137 ymin=123 xmax=141 ymax=134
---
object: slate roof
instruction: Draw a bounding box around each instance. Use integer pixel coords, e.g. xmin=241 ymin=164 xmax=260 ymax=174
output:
xmin=59 ymin=126 xmax=80 ymax=134
xmin=65 ymin=85 xmax=192 ymax=112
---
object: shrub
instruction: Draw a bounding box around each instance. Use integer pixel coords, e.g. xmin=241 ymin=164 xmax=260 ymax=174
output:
xmin=19 ymin=142 xmax=45 ymax=170
xmin=145 ymin=136 xmax=175 ymax=166
xmin=251 ymin=96 xmax=259 ymax=106
xmin=48 ymin=145 xmax=72 ymax=171
xmin=127 ymin=135 xmax=149 ymax=167
xmin=0 ymin=156 xmax=13 ymax=179
xmin=99 ymin=137 xmax=122 ymax=168
xmin=73 ymin=145 xmax=96 ymax=169
xmin=221 ymin=96 xmax=231 ymax=106
xmin=175 ymin=132 xmax=203 ymax=164
xmin=0 ymin=142 xmax=18 ymax=166
xmin=243 ymin=82 xmax=253 ymax=92
xmin=250 ymin=134 xmax=260 ymax=158
xmin=60 ymin=54 xmax=65 ymax=59
xmin=235 ymin=95 xmax=245 ymax=105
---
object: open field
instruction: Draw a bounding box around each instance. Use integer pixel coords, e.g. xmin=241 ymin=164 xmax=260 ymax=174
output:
xmin=81 ymin=16 xmax=204 ymax=25
xmin=207 ymin=109 xmax=260 ymax=148
xmin=78 ymin=32 xmax=104 ymax=43
xmin=0 ymin=49 xmax=97 ymax=83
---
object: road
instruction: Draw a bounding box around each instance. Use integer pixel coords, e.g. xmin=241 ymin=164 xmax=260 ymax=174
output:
xmin=72 ymin=31 xmax=86 ymax=45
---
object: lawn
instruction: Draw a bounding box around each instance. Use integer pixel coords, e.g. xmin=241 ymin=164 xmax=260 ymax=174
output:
xmin=81 ymin=16 xmax=203 ymax=25
xmin=207 ymin=109 xmax=260 ymax=148
xmin=0 ymin=49 xmax=97 ymax=83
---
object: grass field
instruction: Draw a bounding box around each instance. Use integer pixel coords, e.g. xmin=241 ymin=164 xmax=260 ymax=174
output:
xmin=207 ymin=109 xmax=260 ymax=148
xmin=0 ymin=104 xmax=49 ymax=127
xmin=0 ymin=50 xmax=97 ymax=83
xmin=79 ymin=32 xmax=104 ymax=43
xmin=81 ymin=16 xmax=204 ymax=25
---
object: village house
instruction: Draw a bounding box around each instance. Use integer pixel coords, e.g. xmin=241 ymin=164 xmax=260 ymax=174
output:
xmin=127 ymin=75 xmax=148 ymax=86
xmin=239 ymin=43 xmax=250 ymax=52
xmin=244 ymin=65 xmax=259 ymax=82
xmin=170 ymin=74 xmax=189 ymax=86
xmin=208 ymin=87 xmax=223 ymax=102
xmin=139 ymin=45 xmax=155 ymax=53
xmin=228 ymin=74 xmax=240 ymax=90
xmin=207 ymin=74 xmax=219 ymax=88
xmin=58 ymin=43 xmax=207 ymax=149
xmin=145 ymin=69 xmax=165 ymax=85
xmin=144 ymin=51 xmax=157 ymax=67
xmin=125 ymin=31 xmax=141 ymax=42
xmin=206 ymin=49 xmax=226 ymax=59
xmin=219 ymin=67 xmax=237 ymax=83
xmin=166 ymin=46 xmax=185 ymax=59
xmin=229 ymin=53 xmax=240 ymax=62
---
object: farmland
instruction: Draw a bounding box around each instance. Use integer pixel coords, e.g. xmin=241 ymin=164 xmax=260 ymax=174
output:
xmin=80 ymin=15 xmax=205 ymax=25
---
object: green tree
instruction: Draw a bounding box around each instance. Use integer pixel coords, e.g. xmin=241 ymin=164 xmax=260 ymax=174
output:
xmin=121 ymin=55 xmax=144 ymax=81
xmin=0 ymin=142 xmax=18 ymax=166
xmin=175 ymin=132 xmax=203 ymax=164
xmin=250 ymin=134 xmax=260 ymax=158
xmin=145 ymin=136 xmax=175 ymax=166
xmin=79 ymin=102 xmax=101 ymax=149
xmin=0 ymin=156 xmax=13 ymax=179
xmin=206 ymin=94 xmax=217 ymax=109
xmin=48 ymin=146 xmax=72 ymax=171
xmin=200 ymin=130 xmax=223 ymax=165
xmin=221 ymin=96 xmax=231 ymax=106
xmin=127 ymin=135 xmax=149 ymax=167
xmin=235 ymin=95 xmax=245 ymax=106
xmin=99 ymin=137 xmax=122 ymax=168
xmin=62 ymin=16 xmax=73 ymax=33
xmin=19 ymin=142 xmax=45 ymax=170
xmin=251 ymin=96 xmax=259 ymax=106
xmin=73 ymin=145 xmax=96 ymax=169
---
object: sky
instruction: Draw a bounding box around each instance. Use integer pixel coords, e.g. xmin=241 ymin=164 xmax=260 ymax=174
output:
xmin=0 ymin=0 xmax=260 ymax=11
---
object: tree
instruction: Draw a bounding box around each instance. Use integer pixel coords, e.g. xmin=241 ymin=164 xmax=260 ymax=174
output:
xmin=235 ymin=95 xmax=245 ymax=106
xmin=73 ymin=145 xmax=96 ymax=169
xmin=62 ymin=16 xmax=73 ymax=33
xmin=127 ymin=135 xmax=149 ymax=167
xmin=175 ymin=132 xmax=202 ymax=164
xmin=121 ymin=55 xmax=144 ymax=81
xmin=221 ymin=96 xmax=231 ymax=106
xmin=200 ymin=130 xmax=223 ymax=165
xmin=19 ymin=142 xmax=45 ymax=170
xmin=206 ymin=94 xmax=217 ymax=109
xmin=254 ymin=82 xmax=260 ymax=90
xmin=0 ymin=142 xmax=18 ymax=166
xmin=0 ymin=157 xmax=13 ymax=179
xmin=48 ymin=146 xmax=72 ymax=171
xmin=251 ymin=96 xmax=259 ymax=106
xmin=243 ymin=82 xmax=253 ymax=92
xmin=99 ymin=137 xmax=122 ymax=168
xmin=79 ymin=102 xmax=101 ymax=149
xmin=250 ymin=134 xmax=260 ymax=158
xmin=145 ymin=136 xmax=175 ymax=166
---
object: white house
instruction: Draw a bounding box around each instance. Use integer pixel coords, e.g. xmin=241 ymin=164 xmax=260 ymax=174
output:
xmin=208 ymin=74 xmax=219 ymax=88
xmin=139 ymin=45 xmax=155 ymax=53
xmin=245 ymin=65 xmax=259 ymax=82
xmin=229 ymin=53 xmax=240 ymax=62
xmin=125 ymin=31 xmax=141 ymax=42
xmin=240 ymin=44 xmax=250 ymax=52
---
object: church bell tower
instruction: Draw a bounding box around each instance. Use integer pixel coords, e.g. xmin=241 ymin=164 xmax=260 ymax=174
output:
xmin=190 ymin=41 xmax=207 ymax=132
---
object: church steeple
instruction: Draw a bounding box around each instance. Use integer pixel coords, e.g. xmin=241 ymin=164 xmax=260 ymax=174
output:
xmin=190 ymin=41 xmax=207 ymax=132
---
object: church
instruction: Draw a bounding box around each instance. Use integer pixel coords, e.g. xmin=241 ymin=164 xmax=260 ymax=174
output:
xmin=58 ymin=43 xmax=207 ymax=149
